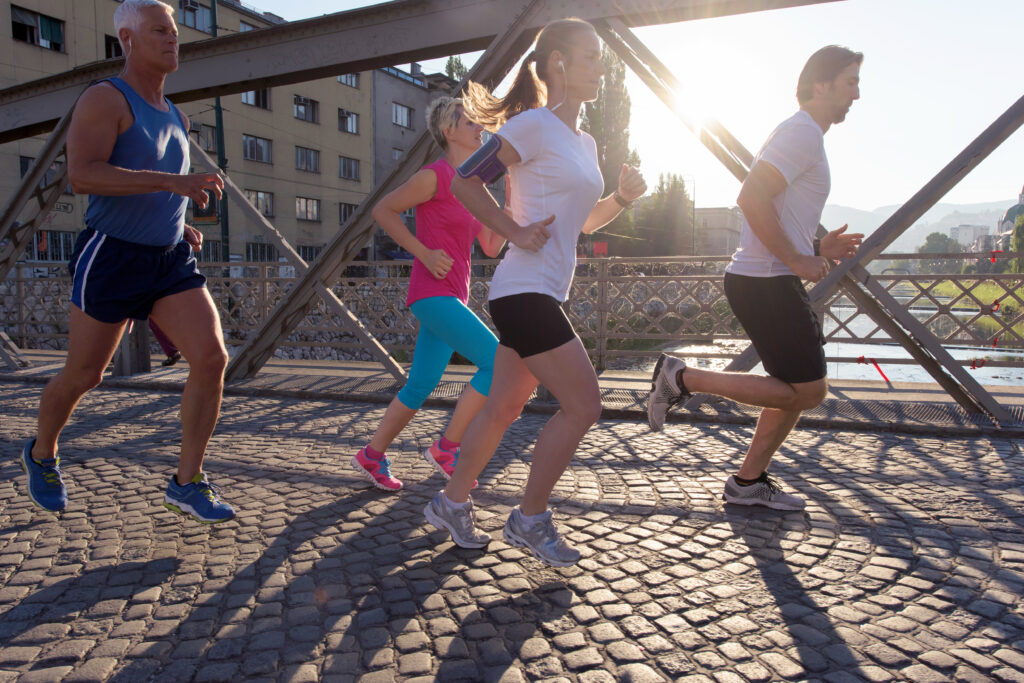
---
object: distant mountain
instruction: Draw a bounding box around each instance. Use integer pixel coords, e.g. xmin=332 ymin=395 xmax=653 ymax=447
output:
xmin=821 ymin=199 xmax=1014 ymax=254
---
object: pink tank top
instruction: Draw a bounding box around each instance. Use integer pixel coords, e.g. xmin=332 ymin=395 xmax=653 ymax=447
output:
xmin=406 ymin=159 xmax=483 ymax=307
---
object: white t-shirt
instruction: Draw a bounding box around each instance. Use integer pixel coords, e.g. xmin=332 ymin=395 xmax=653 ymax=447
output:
xmin=488 ymin=107 xmax=604 ymax=302
xmin=727 ymin=110 xmax=830 ymax=277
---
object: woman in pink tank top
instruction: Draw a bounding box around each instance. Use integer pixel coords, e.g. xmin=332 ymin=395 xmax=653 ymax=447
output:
xmin=349 ymin=97 xmax=506 ymax=492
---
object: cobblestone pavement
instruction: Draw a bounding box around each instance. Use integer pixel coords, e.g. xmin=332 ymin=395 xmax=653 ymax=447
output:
xmin=2 ymin=380 xmax=1024 ymax=682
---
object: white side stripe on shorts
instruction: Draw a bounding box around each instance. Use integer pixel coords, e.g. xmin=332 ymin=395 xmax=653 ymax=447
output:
xmin=77 ymin=233 xmax=105 ymax=317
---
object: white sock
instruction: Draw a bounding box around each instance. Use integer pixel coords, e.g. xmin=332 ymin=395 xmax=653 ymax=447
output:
xmin=442 ymin=491 xmax=470 ymax=509
xmin=517 ymin=507 xmax=547 ymax=526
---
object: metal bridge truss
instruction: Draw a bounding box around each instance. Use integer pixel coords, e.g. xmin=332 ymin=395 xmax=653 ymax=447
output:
xmin=0 ymin=0 xmax=1021 ymax=426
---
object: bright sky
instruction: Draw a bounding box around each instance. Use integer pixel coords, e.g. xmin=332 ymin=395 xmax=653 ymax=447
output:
xmin=253 ymin=0 xmax=1023 ymax=211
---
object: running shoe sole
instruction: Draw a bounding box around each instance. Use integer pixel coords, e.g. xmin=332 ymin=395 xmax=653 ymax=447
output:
xmin=350 ymin=455 xmax=402 ymax=491
xmin=646 ymin=353 xmax=669 ymax=432
xmin=502 ymin=526 xmax=577 ymax=567
xmin=422 ymin=446 xmax=452 ymax=480
xmin=722 ymin=491 xmax=804 ymax=511
xmin=162 ymin=499 xmax=234 ymax=524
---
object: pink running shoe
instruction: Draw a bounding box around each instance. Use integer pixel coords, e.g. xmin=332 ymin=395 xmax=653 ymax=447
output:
xmin=351 ymin=447 xmax=403 ymax=491
xmin=423 ymin=441 xmax=477 ymax=488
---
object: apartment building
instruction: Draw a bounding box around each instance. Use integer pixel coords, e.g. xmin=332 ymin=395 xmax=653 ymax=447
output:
xmin=0 ymin=0 xmax=393 ymax=265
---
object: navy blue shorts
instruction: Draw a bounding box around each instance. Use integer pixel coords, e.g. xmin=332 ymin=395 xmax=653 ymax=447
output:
xmin=68 ymin=228 xmax=206 ymax=324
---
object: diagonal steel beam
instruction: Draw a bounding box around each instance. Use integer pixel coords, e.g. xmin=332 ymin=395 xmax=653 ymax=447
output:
xmin=0 ymin=102 xmax=77 ymax=284
xmin=224 ymin=0 xmax=545 ymax=381
xmin=600 ymin=18 xmax=1020 ymax=424
xmin=0 ymin=0 xmax=842 ymax=144
xmin=187 ymin=140 xmax=407 ymax=381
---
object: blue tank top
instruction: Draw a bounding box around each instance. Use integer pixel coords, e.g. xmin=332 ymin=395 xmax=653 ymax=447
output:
xmin=84 ymin=77 xmax=190 ymax=246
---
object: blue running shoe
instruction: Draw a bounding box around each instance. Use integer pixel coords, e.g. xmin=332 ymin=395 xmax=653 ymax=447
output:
xmin=19 ymin=439 xmax=67 ymax=512
xmin=164 ymin=473 xmax=235 ymax=524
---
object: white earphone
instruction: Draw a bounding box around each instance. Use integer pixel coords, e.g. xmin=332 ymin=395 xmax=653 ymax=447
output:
xmin=550 ymin=60 xmax=568 ymax=112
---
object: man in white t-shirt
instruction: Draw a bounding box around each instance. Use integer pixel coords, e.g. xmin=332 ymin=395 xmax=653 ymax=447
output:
xmin=648 ymin=45 xmax=865 ymax=511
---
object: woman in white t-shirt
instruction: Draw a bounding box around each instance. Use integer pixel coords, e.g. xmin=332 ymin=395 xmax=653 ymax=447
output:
xmin=421 ymin=18 xmax=646 ymax=567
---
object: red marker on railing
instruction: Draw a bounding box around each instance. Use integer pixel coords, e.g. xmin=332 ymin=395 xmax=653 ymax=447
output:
xmin=990 ymin=250 xmax=1003 ymax=263
xmin=971 ymin=358 xmax=987 ymax=370
xmin=857 ymin=355 xmax=891 ymax=383
xmin=991 ymin=299 xmax=1001 ymax=313
xmin=993 ymin=336 xmax=999 ymax=349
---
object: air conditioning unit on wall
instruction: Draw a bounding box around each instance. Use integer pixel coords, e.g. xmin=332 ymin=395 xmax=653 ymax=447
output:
xmin=182 ymin=0 xmax=200 ymax=11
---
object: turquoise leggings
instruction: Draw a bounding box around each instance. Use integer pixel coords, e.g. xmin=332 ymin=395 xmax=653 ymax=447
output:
xmin=397 ymin=296 xmax=498 ymax=410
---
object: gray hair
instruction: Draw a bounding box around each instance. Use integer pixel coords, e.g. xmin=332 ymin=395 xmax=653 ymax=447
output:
xmin=114 ymin=0 xmax=174 ymax=52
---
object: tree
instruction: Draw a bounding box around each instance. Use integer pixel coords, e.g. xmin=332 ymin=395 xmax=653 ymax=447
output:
xmin=445 ymin=56 xmax=468 ymax=82
xmin=1012 ymin=213 xmax=1024 ymax=274
xmin=580 ymin=46 xmax=642 ymax=251
xmin=634 ymin=173 xmax=693 ymax=256
xmin=916 ymin=231 xmax=961 ymax=274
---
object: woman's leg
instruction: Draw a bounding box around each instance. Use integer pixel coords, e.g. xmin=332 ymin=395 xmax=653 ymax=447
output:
xmin=444 ymin=344 xmax=539 ymax=503
xmin=518 ymin=337 xmax=602 ymax=515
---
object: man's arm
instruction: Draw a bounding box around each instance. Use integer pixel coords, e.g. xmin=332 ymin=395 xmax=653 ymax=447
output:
xmin=66 ymin=83 xmax=223 ymax=208
xmin=736 ymin=161 xmax=830 ymax=282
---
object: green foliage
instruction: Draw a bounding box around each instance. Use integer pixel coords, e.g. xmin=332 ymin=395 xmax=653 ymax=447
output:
xmin=1012 ymin=213 xmax=1024 ymax=274
xmin=445 ymin=56 xmax=468 ymax=82
xmin=580 ymin=46 xmax=640 ymax=251
xmin=916 ymin=231 xmax=962 ymax=274
xmin=632 ymin=173 xmax=694 ymax=256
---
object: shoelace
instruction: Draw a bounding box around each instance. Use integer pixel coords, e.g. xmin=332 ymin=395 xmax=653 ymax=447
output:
xmin=195 ymin=479 xmax=223 ymax=503
xmin=37 ymin=460 xmax=64 ymax=488
xmin=376 ymin=457 xmax=393 ymax=478
xmin=756 ymin=474 xmax=783 ymax=500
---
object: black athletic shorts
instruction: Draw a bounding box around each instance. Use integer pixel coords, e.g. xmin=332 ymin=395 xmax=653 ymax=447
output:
xmin=724 ymin=272 xmax=826 ymax=384
xmin=488 ymin=293 xmax=577 ymax=358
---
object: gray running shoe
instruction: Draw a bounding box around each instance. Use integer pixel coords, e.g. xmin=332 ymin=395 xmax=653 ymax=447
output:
xmin=647 ymin=353 xmax=690 ymax=432
xmin=503 ymin=508 xmax=581 ymax=567
xmin=723 ymin=473 xmax=805 ymax=511
xmin=424 ymin=492 xmax=490 ymax=548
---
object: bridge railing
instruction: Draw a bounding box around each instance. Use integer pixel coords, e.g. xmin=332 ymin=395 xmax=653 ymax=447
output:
xmin=3 ymin=253 xmax=1021 ymax=372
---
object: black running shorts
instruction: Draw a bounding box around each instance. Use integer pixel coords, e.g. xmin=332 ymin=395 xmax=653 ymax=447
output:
xmin=487 ymin=292 xmax=577 ymax=358
xmin=724 ymin=272 xmax=826 ymax=384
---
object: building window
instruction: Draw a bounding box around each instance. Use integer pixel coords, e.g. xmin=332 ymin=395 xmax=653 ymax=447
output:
xmin=180 ymin=1 xmax=213 ymax=34
xmin=198 ymin=239 xmax=222 ymax=261
xmin=338 ymin=109 xmax=359 ymax=134
xmin=293 ymin=95 xmax=319 ymax=123
xmin=296 ymin=197 xmax=321 ymax=222
xmin=339 ymin=202 xmax=358 ymax=224
xmin=295 ymin=146 xmax=320 ymax=173
xmin=20 ymin=155 xmax=71 ymax=195
xmin=11 ymin=6 xmax=64 ymax=52
xmin=195 ymin=124 xmax=217 ymax=153
xmin=244 ymin=189 xmax=274 ymax=217
xmin=339 ymin=156 xmax=360 ymax=181
xmin=25 ymin=230 xmax=75 ymax=261
xmin=338 ymin=73 xmax=359 ymax=88
xmin=298 ymin=245 xmax=322 ymax=262
xmin=242 ymin=134 xmax=272 ymax=163
xmin=241 ymin=88 xmax=270 ymax=109
xmin=392 ymin=103 xmax=413 ymax=129
xmin=391 ymin=148 xmax=404 ymax=161
xmin=104 ymin=34 xmax=123 ymax=59
xmin=190 ymin=195 xmax=218 ymax=222
xmin=246 ymin=242 xmax=278 ymax=262
xmin=240 ymin=21 xmax=257 ymax=32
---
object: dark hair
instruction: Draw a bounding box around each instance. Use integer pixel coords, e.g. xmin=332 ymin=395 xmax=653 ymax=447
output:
xmin=796 ymin=45 xmax=863 ymax=104
xmin=463 ymin=18 xmax=595 ymax=130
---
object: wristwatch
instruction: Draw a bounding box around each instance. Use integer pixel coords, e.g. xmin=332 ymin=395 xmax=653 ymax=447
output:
xmin=613 ymin=191 xmax=633 ymax=209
